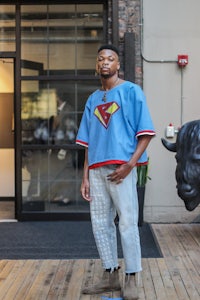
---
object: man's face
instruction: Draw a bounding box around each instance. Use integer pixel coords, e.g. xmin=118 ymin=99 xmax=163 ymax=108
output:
xmin=96 ymin=49 xmax=120 ymax=78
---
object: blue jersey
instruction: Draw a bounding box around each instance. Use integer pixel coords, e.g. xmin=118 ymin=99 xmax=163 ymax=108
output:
xmin=76 ymin=81 xmax=155 ymax=168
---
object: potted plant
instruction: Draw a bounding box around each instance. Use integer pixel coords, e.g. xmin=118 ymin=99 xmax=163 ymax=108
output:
xmin=137 ymin=160 xmax=150 ymax=226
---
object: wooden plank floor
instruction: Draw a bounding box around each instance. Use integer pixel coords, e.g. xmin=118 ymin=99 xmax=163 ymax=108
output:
xmin=0 ymin=224 xmax=199 ymax=299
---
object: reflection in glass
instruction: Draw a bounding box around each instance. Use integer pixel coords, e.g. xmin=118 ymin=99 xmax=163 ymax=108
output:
xmin=21 ymin=4 xmax=103 ymax=75
xmin=21 ymin=80 xmax=101 ymax=212
xmin=0 ymin=5 xmax=15 ymax=51
xmin=21 ymin=85 xmax=57 ymax=145
xmin=22 ymin=149 xmax=86 ymax=212
xmin=20 ymin=80 xmax=103 ymax=211
xmin=21 ymin=80 xmax=100 ymax=146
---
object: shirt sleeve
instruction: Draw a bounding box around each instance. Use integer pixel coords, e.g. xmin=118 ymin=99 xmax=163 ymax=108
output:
xmin=75 ymin=99 xmax=90 ymax=147
xmin=130 ymin=84 xmax=155 ymax=138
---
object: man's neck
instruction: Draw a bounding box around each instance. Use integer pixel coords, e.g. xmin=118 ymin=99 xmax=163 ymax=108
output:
xmin=101 ymin=75 xmax=119 ymax=91
xmin=58 ymin=101 xmax=66 ymax=111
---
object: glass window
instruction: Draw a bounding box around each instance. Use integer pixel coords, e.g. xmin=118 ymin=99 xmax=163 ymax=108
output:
xmin=21 ymin=80 xmax=100 ymax=146
xmin=22 ymin=148 xmax=87 ymax=212
xmin=0 ymin=5 xmax=15 ymax=51
xmin=20 ymin=2 xmax=105 ymax=214
xmin=21 ymin=4 xmax=103 ymax=76
xmin=21 ymin=79 xmax=100 ymax=212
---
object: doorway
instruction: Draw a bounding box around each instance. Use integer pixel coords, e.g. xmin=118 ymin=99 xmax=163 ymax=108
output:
xmin=0 ymin=58 xmax=15 ymax=221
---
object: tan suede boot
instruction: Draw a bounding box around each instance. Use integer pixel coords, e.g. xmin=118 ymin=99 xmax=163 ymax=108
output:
xmin=122 ymin=274 xmax=138 ymax=300
xmin=82 ymin=269 xmax=121 ymax=294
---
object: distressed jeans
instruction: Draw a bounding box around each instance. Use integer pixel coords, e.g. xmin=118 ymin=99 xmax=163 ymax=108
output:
xmin=89 ymin=165 xmax=142 ymax=273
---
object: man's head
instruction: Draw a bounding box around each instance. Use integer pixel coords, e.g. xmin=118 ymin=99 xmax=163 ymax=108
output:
xmin=98 ymin=44 xmax=119 ymax=56
xmin=96 ymin=44 xmax=120 ymax=78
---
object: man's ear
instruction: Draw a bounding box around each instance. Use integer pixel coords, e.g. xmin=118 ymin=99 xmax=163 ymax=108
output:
xmin=117 ymin=62 xmax=120 ymax=70
xmin=95 ymin=61 xmax=100 ymax=75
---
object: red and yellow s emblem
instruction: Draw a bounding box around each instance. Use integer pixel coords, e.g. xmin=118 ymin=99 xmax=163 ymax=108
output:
xmin=94 ymin=102 xmax=120 ymax=128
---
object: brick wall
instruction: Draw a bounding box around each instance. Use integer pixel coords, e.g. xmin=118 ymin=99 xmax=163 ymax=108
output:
xmin=117 ymin=0 xmax=142 ymax=85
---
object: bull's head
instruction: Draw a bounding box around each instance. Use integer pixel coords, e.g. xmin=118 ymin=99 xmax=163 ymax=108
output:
xmin=161 ymin=120 xmax=200 ymax=211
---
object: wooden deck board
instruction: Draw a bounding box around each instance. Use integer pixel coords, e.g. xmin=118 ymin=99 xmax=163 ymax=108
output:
xmin=3 ymin=260 xmax=38 ymax=300
xmin=141 ymin=258 xmax=157 ymax=300
xmin=23 ymin=260 xmax=59 ymax=300
xmin=14 ymin=260 xmax=42 ymax=300
xmin=0 ymin=224 xmax=199 ymax=299
xmin=156 ymin=258 xmax=178 ymax=300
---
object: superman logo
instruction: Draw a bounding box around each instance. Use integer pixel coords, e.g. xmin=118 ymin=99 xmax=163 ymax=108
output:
xmin=94 ymin=102 xmax=120 ymax=128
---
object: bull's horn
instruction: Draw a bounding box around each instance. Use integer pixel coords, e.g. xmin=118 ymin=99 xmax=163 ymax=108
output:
xmin=161 ymin=138 xmax=177 ymax=152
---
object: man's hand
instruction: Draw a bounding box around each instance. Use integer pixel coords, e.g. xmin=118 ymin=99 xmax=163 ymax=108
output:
xmin=107 ymin=163 xmax=133 ymax=184
xmin=107 ymin=135 xmax=153 ymax=184
xmin=81 ymin=178 xmax=91 ymax=201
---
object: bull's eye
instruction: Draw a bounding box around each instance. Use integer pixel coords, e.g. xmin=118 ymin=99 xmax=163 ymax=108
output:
xmin=193 ymin=145 xmax=200 ymax=161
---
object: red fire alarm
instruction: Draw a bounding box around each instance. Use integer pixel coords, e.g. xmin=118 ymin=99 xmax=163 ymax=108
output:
xmin=177 ymin=54 xmax=188 ymax=67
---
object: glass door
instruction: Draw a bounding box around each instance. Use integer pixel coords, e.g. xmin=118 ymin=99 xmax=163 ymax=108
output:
xmin=0 ymin=58 xmax=15 ymax=219
xmin=19 ymin=3 xmax=104 ymax=218
xmin=21 ymin=76 xmax=101 ymax=214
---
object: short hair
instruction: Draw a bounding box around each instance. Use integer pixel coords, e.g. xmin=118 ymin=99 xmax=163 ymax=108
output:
xmin=57 ymin=91 xmax=66 ymax=102
xmin=98 ymin=44 xmax=119 ymax=56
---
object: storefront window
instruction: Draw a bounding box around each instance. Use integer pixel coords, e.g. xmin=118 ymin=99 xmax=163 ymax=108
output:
xmin=0 ymin=6 xmax=15 ymax=52
xmin=21 ymin=4 xmax=103 ymax=76
xmin=22 ymin=148 xmax=87 ymax=213
xmin=21 ymin=80 xmax=100 ymax=212
xmin=21 ymin=80 xmax=100 ymax=145
xmin=0 ymin=1 xmax=108 ymax=218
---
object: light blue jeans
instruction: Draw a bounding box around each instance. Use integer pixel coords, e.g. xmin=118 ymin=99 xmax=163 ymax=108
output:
xmin=89 ymin=165 xmax=142 ymax=273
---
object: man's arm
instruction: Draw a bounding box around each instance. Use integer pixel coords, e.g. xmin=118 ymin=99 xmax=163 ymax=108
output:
xmin=80 ymin=148 xmax=91 ymax=201
xmin=128 ymin=135 xmax=153 ymax=168
xmin=107 ymin=135 xmax=153 ymax=184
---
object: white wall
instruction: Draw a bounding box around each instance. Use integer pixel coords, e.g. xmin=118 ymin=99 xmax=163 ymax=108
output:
xmin=0 ymin=149 xmax=15 ymax=197
xmin=0 ymin=61 xmax=14 ymax=197
xmin=142 ymin=0 xmax=200 ymax=222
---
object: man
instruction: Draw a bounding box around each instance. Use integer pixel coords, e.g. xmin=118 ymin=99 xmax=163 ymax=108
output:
xmin=50 ymin=92 xmax=77 ymax=204
xmin=76 ymin=44 xmax=155 ymax=300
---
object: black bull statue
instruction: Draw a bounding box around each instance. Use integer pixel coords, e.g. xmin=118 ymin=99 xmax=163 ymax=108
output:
xmin=161 ymin=119 xmax=200 ymax=211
